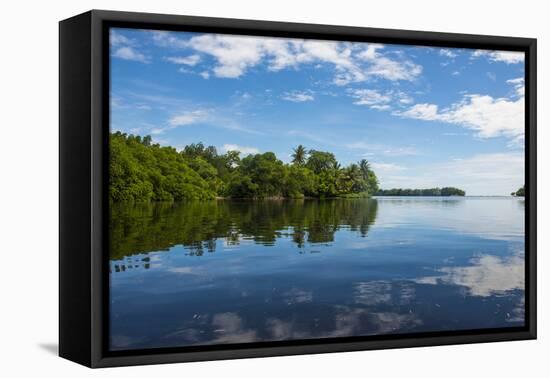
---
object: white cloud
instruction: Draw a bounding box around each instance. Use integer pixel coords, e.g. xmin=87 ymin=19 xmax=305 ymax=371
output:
xmin=507 ymin=77 xmax=525 ymax=96
xmin=150 ymin=128 xmax=165 ymax=135
xmin=371 ymin=162 xmax=405 ymax=172
xmin=110 ymin=30 xmax=133 ymax=47
xmin=395 ymin=79 xmax=525 ymax=144
xmin=112 ymin=47 xmax=149 ymax=63
xmin=397 ymin=92 xmax=414 ymax=105
xmin=472 ymin=49 xmax=525 ymax=64
xmin=156 ymin=33 xmax=422 ymax=84
xmin=370 ymin=105 xmax=391 ymax=111
xmin=348 ymin=89 xmax=391 ymax=107
xmin=168 ymin=110 xmax=209 ymax=126
xmin=348 ymin=89 xmax=413 ymax=111
xmin=165 ymin=54 xmax=201 ymax=66
xmin=439 ymin=48 xmax=458 ymax=58
xmin=110 ymin=30 xmax=149 ymax=63
xmin=281 ymin=90 xmax=314 ymax=102
xmin=357 ymin=44 xmax=384 ymax=60
xmin=186 ymin=34 xmax=265 ymax=78
xmin=397 ymin=103 xmax=440 ymax=121
xmin=358 ymin=45 xmax=423 ymax=81
xmin=199 ymin=71 xmax=210 ymax=79
xmin=347 ymin=142 xmax=418 ymax=157
xmin=151 ymin=31 xmax=189 ymax=48
xmin=221 ymin=144 xmax=259 ymax=155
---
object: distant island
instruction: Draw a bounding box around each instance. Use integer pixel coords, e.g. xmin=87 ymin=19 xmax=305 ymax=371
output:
xmin=511 ymin=186 xmax=525 ymax=197
xmin=110 ymin=132 xmax=380 ymax=202
xmin=375 ymin=187 xmax=466 ymax=196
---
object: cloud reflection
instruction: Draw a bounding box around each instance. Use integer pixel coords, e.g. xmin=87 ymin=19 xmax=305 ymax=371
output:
xmin=210 ymin=312 xmax=258 ymax=343
xmin=416 ymin=253 xmax=524 ymax=297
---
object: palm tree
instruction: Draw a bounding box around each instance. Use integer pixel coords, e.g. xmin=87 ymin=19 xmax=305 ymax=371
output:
xmin=347 ymin=163 xmax=360 ymax=177
xmin=291 ymin=145 xmax=307 ymax=165
xmin=359 ymin=159 xmax=371 ymax=179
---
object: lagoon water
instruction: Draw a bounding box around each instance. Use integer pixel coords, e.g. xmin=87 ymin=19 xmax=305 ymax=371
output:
xmin=109 ymin=197 xmax=525 ymax=351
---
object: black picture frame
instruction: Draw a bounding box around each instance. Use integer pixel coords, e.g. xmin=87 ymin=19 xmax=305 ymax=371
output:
xmin=59 ymin=9 xmax=537 ymax=368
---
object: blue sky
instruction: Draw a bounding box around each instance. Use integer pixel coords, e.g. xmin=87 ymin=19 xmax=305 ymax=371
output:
xmin=110 ymin=28 xmax=525 ymax=195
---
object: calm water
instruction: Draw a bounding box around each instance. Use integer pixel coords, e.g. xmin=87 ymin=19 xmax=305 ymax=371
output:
xmin=109 ymin=197 xmax=525 ymax=351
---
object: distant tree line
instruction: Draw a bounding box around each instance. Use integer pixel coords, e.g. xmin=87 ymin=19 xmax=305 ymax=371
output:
xmin=511 ymin=186 xmax=525 ymax=197
xmin=109 ymin=132 xmax=380 ymax=202
xmin=375 ymin=187 xmax=466 ymax=196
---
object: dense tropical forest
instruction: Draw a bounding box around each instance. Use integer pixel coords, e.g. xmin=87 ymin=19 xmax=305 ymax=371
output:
xmin=375 ymin=187 xmax=466 ymax=196
xmin=110 ymin=132 xmax=380 ymax=202
xmin=511 ymin=186 xmax=525 ymax=197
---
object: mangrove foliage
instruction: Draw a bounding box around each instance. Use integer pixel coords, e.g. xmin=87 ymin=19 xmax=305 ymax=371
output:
xmin=109 ymin=133 xmax=380 ymax=202
xmin=511 ymin=186 xmax=525 ymax=197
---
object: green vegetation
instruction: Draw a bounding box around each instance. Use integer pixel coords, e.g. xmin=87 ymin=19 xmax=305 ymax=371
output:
xmin=110 ymin=132 xmax=380 ymax=202
xmin=375 ymin=187 xmax=466 ymax=196
xmin=511 ymin=186 xmax=525 ymax=197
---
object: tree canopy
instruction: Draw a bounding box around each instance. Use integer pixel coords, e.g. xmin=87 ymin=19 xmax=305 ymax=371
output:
xmin=109 ymin=132 xmax=380 ymax=202
xmin=511 ymin=186 xmax=525 ymax=197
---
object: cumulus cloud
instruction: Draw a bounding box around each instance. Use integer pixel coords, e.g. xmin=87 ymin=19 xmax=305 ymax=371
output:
xmin=439 ymin=48 xmax=458 ymax=58
xmin=165 ymin=54 xmax=201 ymax=66
xmin=348 ymin=89 xmax=391 ymax=107
xmin=472 ymin=49 xmax=525 ymax=64
xmin=370 ymin=162 xmax=405 ymax=172
xmin=153 ymin=33 xmax=422 ymax=84
xmin=151 ymin=31 xmax=189 ymax=48
xmin=281 ymin=90 xmax=314 ymax=102
xmin=397 ymin=103 xmax=440 ymax=121
xmin=110 ymin=30 xmax=149 ymax=63
xmin=506 ymin=77 xmax=525 ymax=96
xmin=358 ymin=45 xmax=422 ymax=81
xmin=168 ymin=110 xmax=209 ymax=127
xmin=112 ymin=47 xmax=149 ymax=63
xmin=347 ymin=89 xmax=414 ymax=111
xmin=110 ymin=30 xmax=133 ymax=47
xmin=221 ymin=144 xmax=259 ymax=155
xmin=395 ymin=79 xmax=525 ymax=144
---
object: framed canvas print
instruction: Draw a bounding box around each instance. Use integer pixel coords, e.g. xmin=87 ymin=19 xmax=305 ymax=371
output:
xmin=59 ymin=10 xmax=536 ymax=368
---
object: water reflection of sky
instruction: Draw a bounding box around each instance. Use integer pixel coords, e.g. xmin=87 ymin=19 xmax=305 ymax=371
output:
xmin=373 ymin=196 xmax=525 ymax=241
xmin=110 ymin=197 xmax=525 ymax=351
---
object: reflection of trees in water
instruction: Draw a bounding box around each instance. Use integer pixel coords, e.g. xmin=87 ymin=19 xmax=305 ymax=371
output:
xmin=110 ymin=199 xmax=378 ymax=260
